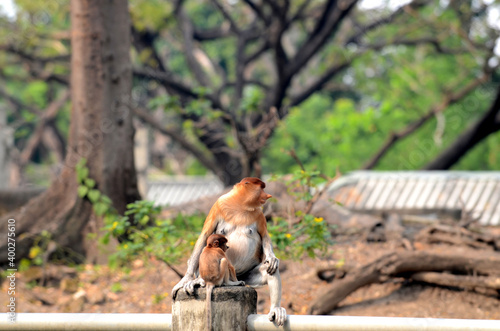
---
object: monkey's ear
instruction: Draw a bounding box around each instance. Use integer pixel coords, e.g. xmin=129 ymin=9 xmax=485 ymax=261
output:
xmin=213 ymin=239 xmax=219 ymax=247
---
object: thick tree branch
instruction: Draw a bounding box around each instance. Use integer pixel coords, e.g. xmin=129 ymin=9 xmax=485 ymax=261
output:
xmin=0 ymin=44 xmax=70 ymax=63
xmin=290 ymin=58 xmax=356 ymax=107
xmin=193 ymin=27 xmax=231 ymax=41
xmin=133 ymin=67 xmax=224 ymax=112
xmin=289 ymin=0 xmax=358 ymax=76
xmin=424 ymin=85 xmax=500 ymax=170
xmin=363 ymin=73 xmax=490 ymax=169
xmin=210 ymin=0 xmax=241 ymax=34
xmin=176 ymin=9 xmax=211 ymax=87
xmin=242 ymin=0 xmax=271 ymax=25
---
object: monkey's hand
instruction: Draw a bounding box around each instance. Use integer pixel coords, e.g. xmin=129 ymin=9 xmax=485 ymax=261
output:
xmin=268 ymin=306 xmax=287 ymax=326
xmin=264 ymin=255 xmax=279 ymax=275
xmin=171 ymin=274 xmax=194 ymax=299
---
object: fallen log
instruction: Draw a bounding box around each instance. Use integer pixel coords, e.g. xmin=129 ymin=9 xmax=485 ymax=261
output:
xmin=308 ymin=250 xmax=500 ymax=315
xmin=411 ymin=271 xmax=500 ymax=290
xmin=415 ymin=224 xmax=500 ymax=250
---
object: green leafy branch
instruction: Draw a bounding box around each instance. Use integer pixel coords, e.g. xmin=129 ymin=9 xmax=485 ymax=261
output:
xmin=75 ymin=158 xmax=203 ymax=271
xmin=268 ymin=167 xmax=337 ymax=260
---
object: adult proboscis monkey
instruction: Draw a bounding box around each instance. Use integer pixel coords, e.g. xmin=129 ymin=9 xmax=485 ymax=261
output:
xmin=172 ymin=177 xmax=287 ymax=326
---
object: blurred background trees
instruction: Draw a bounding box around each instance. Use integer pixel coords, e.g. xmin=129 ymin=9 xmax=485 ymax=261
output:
xmin=0 ymin=0 xmax=140 ymax=264
xmin=1 ymin=0 xmax=499 ymax=186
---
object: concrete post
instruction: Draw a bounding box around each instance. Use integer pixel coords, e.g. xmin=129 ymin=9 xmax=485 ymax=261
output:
xmin=172 ymin=286 xmax=257 ymax=331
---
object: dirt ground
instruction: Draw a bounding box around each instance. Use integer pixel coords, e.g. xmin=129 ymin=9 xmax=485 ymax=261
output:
xmin=3 ymin=237 xmax=500 ymax=320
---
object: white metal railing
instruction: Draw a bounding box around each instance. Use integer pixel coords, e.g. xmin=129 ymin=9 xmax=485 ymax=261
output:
xmin=1 ymin=313 xmax=170 ymax=330
xmin=247 ymin=314 xmax=500 ymax=331
xmin=1 ymin=313 xmax=499 ymax=330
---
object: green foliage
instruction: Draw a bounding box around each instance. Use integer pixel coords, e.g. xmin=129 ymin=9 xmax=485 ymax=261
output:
xmin=152 ymin=292 xmax=168 ymax=304
xmin=130 ymin=0 xmax=172 ymax=31
xmin=110 ymin=282 xmax=123 ymax=293
xmin=268 ymin=170 xmax=334 ymax=260
xmin=103 ymin=207 xmax=204 ymax=269
xmin=27 ymin=230 xmax=52 ymax=266
xmin=263 ymin=94 xmax=384 ymax=174
xmin=76 ymin=159 xmax=113 ymax=216
xmin=77 ymin=158 xmax=203 ymax=267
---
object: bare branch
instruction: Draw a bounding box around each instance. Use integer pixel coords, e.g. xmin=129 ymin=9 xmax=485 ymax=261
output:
xmin=425 ymin=85 xmax=500 ymax=170
xmin=362 ymin=37 xmax=469 ymax=54
xmin=0 ymin=85 xmax=42 ymax=116
xmin=0 ymin=44 xmax=70 ymax=63
xmin=364 ymin=73 xmax=490 ymax=169
xmin=133 ymin=107 xmax=220 ymax=176
xmin=290 ymin=57 xmax=357 ymax=107
xmin=193 ymin=27 xmax=231 ymax=41
xmin=242 ymin=0 xmax=271 ymax=25
xmin=345 ymin=0 xmax=429 ymax=45
xmin=133 ymin=67 xmax=225 ymax=112
xmin=19 ymin=90 xmax=70 ymax=166
xmin=176 ymin=9 xmax=211 ymax=87
xmin=210 ymin=0 xmax=241 ymax=34
xmin=289 ymin=0 xmax=359 ymax=76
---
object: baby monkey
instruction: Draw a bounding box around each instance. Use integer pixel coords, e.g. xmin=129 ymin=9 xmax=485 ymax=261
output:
xmin=199 ymin=234 xmax=245 ymax=331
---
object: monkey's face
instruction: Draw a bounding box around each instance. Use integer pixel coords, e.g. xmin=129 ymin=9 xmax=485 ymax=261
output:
xmin=207 ymin=234 xmax=229 ymax=250
xmin=239 ymin=178 xmax=272 ymax=207
xmin=249 ymin=185 xmax=272 ymax=206
xmin=220 ymin=242 xmax=229 ymax=252
xmin=259 ymin=189 xmax=272 ymax=205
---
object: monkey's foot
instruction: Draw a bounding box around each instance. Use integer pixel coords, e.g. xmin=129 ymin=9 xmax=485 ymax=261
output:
xmin=184 ymin=277 xmax=205 ymax=295
xmin=172 ymin=275 xmax=194 ymax=299
xmin=268 ymin=307 xmax=287 ymax=326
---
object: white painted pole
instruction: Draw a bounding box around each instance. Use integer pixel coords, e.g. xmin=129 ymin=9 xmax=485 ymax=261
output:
xmin=1 ymin=313 xmax=171 ymax=330
xmin=2 ymin=313 xmax=499 ymax=330
xmin=247 ymin=314 xmax=500 ymax=331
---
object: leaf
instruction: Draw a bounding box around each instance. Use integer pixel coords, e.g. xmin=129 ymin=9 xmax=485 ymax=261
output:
xmin=84 ymin=178 xmax=96 ymax=188
xmin=94 ymin=202 xmax=108 ymax=216
xmin=88 ymin=189 xmax=101 ymax=203
xmin=139 ymin=215 xmax=150 ymax=225
xmin=78 ymin=185 xmax=89 ymax=198
xmin=101 ymin=195 xmax=112 ymax=205
xmin=76 ymin=166 xmax=89 ymax=183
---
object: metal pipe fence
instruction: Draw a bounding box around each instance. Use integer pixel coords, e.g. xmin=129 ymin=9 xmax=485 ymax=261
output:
xmin=1 ymin=313 xmax=499 ymax=330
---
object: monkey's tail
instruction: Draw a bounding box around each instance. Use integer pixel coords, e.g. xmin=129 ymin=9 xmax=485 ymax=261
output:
xmin=206 ymin=283 xmax=214 ymax=331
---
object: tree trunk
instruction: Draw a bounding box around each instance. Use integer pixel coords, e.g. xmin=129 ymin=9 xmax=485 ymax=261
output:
xmin=0 ymin=0 xmax=140 ymax=265
xmin=424 ymin=86 xmax=500 ymax=170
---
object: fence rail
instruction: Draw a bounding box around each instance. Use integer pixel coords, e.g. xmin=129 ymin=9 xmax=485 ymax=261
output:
xmin=1 ymin=313 xmax=499 ymax=330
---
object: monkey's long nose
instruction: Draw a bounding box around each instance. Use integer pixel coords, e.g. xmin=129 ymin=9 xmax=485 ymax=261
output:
xmin=266 ymin=194 xmax=272 ymax=199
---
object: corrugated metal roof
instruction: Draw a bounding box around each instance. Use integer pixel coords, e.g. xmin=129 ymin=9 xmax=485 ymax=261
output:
xmin=328 ymin=171 xmax=500 ymax=226
xmin=146 ymin=177 xmax=223 ymax=207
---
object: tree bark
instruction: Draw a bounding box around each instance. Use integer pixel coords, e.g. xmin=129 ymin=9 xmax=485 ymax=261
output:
xmin=0 ymin=0 xmax=140 ymax=265
xmin=424 ymin=86 xmax=500 ymax=169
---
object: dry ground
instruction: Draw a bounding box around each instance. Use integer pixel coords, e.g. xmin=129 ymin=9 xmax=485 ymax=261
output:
xmin=3 ymin=238 xmax=500 ymax=320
